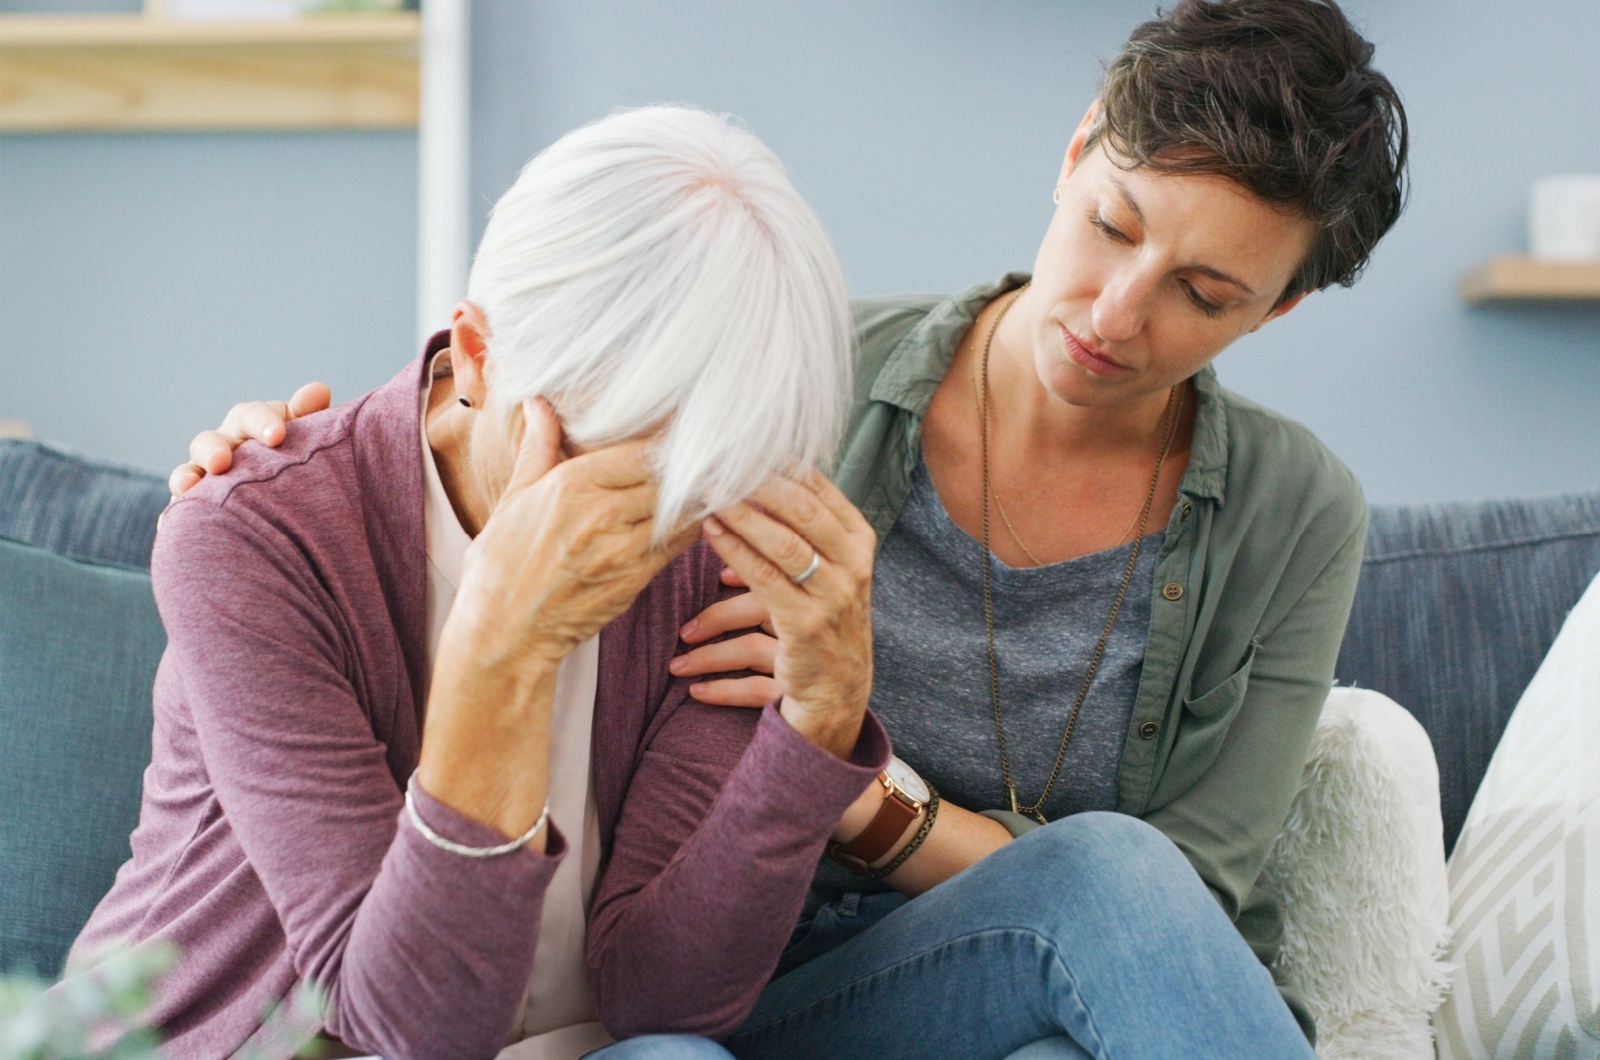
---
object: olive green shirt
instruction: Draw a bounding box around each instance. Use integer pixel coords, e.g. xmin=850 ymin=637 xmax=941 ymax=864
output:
xmin=836 ymin=275 xmax=1369 ymax=1040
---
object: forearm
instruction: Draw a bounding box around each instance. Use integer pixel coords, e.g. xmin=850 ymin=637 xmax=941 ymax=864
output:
xmin=833 ymin=788 xmax=1013 ymax=896
xmin=590 ymin=705 xmax=890 ymax=1038
xmin=416 ymin=631 xmax=557 ymax=846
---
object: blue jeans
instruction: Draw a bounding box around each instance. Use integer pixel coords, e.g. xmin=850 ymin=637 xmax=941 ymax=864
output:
xmin=587 ymin=1035 xmax=735 ymax=1058
xmin=726 ymin=812 xmax=1314 ymax=1060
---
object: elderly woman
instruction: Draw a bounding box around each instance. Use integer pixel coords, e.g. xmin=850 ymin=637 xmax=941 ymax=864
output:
xmin=68 ymin=106 xmax=889 ymax=1060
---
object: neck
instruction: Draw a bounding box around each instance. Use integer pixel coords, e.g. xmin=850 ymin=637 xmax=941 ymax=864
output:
xmin=425 ymin=373 xmax=500 ymax=538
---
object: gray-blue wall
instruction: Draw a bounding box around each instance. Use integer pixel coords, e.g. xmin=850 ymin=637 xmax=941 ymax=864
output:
xmin=474 ymin=0 xmax=1600 ymax=505
xmin=0 ymin=131 xmax=417 ymax=472
xmin=5 ymin=1 xmax=1597 ymax=502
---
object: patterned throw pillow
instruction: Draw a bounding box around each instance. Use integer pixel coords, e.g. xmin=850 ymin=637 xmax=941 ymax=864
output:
xmin=1434 ymin=571 xmax=1600 ymax=1058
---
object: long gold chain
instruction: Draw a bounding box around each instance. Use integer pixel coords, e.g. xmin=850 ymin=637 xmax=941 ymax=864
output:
xmin=978 ymin=285 xmax=1181 ymax=823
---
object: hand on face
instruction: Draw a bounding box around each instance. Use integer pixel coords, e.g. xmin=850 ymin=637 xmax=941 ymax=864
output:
xmin=447 ymin=399 xmax=700 ymax=673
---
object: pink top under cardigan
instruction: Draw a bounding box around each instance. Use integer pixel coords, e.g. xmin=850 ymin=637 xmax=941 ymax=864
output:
xmin=69 ymin=341 xmax=890 ymax=1059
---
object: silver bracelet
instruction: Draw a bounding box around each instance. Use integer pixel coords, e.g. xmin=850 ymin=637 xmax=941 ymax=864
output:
xmin=404 ymin=779 xmax=549 ymax=859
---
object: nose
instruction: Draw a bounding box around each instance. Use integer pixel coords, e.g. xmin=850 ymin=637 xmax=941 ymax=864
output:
xmin=1090 ymin=263 xmax=1153 ymax=344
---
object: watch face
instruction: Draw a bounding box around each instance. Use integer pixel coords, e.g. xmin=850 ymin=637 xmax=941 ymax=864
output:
xmin=884 ymin=756 xmax=930 ymax=803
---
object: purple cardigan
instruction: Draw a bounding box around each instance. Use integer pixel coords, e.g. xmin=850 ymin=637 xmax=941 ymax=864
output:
xmin=70 ymin=345 xmax=890 ymax=1059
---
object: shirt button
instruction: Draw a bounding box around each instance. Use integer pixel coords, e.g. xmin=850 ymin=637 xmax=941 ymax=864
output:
xmin=1181 ymin=503 xmax=1192 ymax=520
xmin=1162 ymin=582 xmax=1184 ymax=601
xmin=1139 ymin=721 xmax=1160 ymax=740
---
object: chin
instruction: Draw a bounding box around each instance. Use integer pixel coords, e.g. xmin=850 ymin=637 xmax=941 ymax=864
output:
xmin=1033 ymin=345 xmax=1125 ymax=408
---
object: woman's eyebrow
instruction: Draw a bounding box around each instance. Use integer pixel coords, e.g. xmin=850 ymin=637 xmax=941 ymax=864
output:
xmin=1109 ymin=178 xmax=1147 ymax=226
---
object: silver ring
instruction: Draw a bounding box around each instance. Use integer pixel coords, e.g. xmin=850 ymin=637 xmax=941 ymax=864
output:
xmin=791 ymin=550 xmax=822 ymax=585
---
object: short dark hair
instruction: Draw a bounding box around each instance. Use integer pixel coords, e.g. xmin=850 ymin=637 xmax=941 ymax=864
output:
xmin=1088 ymin=0 xmax=1408 ymax=301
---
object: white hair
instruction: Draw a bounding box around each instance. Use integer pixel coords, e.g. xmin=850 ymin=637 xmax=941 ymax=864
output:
xmin=466 ymin=105 xmax=853 ymax=536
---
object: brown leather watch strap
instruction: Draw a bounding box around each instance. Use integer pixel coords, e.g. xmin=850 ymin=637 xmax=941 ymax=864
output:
xmin=829 ymin=775 xmax=921 ymax=873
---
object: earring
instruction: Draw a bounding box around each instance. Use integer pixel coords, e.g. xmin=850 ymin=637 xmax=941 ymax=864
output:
xmin=458 ymin=396 xmax=472 ymax=409
xmin=1052 ymin=187 xmax=1062 ymax=205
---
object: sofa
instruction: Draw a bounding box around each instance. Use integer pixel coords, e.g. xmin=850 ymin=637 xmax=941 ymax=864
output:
xmin=3 ymin=436 xmax=1600 ymax=1033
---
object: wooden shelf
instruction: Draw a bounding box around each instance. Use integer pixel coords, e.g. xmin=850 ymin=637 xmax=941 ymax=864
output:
xmin=0 ymin=12 xmax=418 ymax=132
xmin=1461 ymin=256 xmax=1600 ymax=304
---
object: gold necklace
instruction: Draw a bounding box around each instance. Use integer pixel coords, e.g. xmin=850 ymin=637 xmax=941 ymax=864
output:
xmin=978 ymin=285 xmax=1181 ymax=823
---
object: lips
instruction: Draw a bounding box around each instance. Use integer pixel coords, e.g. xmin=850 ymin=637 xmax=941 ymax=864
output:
xmin=1060 ymin=326 xmax=1131 ymax=375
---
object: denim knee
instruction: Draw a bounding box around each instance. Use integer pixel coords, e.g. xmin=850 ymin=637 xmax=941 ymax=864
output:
xmin=1029 ymin=811 xmax=1179 ymax=864
xmin=1015 ymin=812 xmax=1201 ymax=907
xmin=589 ymin=1033 xmax=736 ymax=1059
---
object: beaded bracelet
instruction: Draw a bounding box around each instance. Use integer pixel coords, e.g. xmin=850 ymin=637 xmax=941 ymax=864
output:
xmin=866 ymin=784 xmax=940 ymax=881
xmin=404 ymin=779 xmax=549 ymax=859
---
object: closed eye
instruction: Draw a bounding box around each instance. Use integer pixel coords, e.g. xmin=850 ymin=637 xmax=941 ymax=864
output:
xmin=1089 ymin=211 xmax=1132 ymax=244
xmin=1181 ymin=280 xmax=1226 ymax=319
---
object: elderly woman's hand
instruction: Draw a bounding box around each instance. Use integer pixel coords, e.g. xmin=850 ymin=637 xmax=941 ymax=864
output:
xmin=447 ymin=400 xmax=699 ymax=672
xmin=701 ymin=472 xmax=876 ymax=759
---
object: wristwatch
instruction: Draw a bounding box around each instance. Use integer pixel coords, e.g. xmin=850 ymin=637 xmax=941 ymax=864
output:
xmin=829 ymin=757 xmax=930 ymax=874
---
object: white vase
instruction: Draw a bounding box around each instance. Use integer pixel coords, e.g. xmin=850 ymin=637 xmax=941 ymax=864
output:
xmin=1529 ymin=174 xmax=1600 ymax=262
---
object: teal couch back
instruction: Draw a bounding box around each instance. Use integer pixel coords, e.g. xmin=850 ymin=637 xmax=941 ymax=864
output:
xmin=0 ymin=440 xmax=169 ymax=976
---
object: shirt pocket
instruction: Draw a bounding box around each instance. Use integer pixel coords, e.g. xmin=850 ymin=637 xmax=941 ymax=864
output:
xmin=1159 ymin=641 xmax=1259 ymax=797
xmin=1184 ymin=640 xmax=1258 ymax=719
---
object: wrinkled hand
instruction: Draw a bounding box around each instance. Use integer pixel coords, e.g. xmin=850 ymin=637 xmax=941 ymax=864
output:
xmin=701 ymin=472 xmax=876 ymax=758
xmin=168 ymin=382 xmax=332 ymax=496
xmin=446 ymin=400 xmax=700 ymax=674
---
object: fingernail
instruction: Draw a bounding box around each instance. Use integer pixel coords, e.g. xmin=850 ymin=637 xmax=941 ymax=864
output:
xmin=690 ymin=684 xmax=707 ymax=696
xmin=703 ymin=517 xmax=725 ymax=536
xmin=680 ymin=620 xmax=698 ymax=638
xmin=669 ymin=657 xmax=686 ymax=673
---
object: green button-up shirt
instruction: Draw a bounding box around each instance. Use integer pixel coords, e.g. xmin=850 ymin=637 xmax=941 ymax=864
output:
xmin=835 ymin=275 xmax=1369 ymax=1039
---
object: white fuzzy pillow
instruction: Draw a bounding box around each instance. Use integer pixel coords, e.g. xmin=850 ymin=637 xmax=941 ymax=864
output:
xmin=1433 ymin=570 xmax=1600 ymax=1059
xmin=1259 ymin=686 xmax=1453 ymax=1059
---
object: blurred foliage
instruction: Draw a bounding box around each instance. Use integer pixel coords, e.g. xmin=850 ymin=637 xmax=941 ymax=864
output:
xmin=0 ymin=946 xmax=327 ymax=1060
xmin=0 ymin=945 xmax=174 ymax=1060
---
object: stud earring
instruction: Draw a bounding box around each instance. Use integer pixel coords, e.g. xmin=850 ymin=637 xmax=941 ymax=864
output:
xmin=459 ymin=396 xmax=472 ymax=409
xmin=1052 ymin=187 xmax=1062 ymax=205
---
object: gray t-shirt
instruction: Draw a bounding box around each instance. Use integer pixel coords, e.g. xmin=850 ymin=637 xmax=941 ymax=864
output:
xmin=807 ymin=454 xmax=1160 ymax=911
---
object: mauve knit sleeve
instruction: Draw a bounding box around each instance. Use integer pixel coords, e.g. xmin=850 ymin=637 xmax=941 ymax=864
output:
xmin=152 ymin=498 xmax=561 ymax=1060
xmin=587 ymin=676 xmax=891 ymax=1038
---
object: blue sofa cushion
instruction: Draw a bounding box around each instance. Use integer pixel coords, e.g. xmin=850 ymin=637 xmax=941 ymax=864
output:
xmin=0 ymin=440 xmax=170 ymax=572
xmin=1336 ymin=491 xmax=1600 ymax=854
xmin=0 ymin=535 xmax=165 ymax=977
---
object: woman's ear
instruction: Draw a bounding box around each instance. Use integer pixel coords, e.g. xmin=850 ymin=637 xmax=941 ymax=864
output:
xmin=1250 ymin=292 xmax=1309 ymax=334
xmin=1061 ymin=99 xmax=1103 ymax=184
xmin=450 ymin=301 xmax=491 ymax=406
